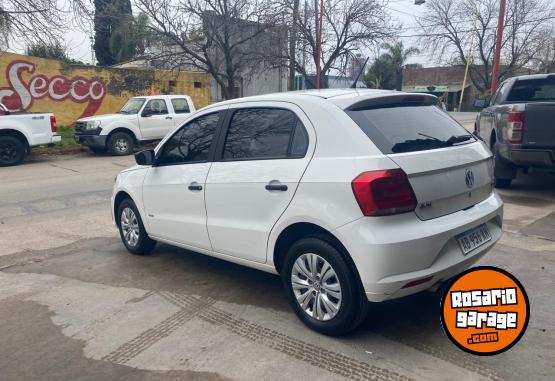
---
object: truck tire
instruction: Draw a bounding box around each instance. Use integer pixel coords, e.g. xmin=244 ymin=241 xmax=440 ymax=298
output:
xmin=0 ymin=135 xmax=27 ymax=166
xmin=108 ymin=132 xmax=134 ymax=156
xmin=492 ymin=141 xmax=515 ymax=188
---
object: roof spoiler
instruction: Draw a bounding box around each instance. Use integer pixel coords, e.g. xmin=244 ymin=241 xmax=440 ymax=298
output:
xmin=346 ymin=93 xmax=438 ymax=111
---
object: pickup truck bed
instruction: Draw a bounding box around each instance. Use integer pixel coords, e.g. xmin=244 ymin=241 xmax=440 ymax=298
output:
xmin=476 ymin=74 xmax=555 ymax=187
xmin=0 ymin=102 xmax=60 ymax=166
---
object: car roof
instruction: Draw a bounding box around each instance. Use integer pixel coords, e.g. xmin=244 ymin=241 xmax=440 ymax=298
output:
xmin=131 ymin=95 xmax=191 ymax=99
xmin=202 ymin=88 xmax=427 ymax=111
xmin=511 ymin=73 xmax=555 ymax=81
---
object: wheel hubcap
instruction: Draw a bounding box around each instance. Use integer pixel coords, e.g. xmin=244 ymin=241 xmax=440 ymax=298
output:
xmin=291 ymin=253 xmax=342 ymax=321
xmin=120 ymin=207 xmax=139 ymax=247
xmin=115 ymin=138 xmax=128 ymax=153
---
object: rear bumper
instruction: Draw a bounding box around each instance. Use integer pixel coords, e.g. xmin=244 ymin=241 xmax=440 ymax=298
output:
xmin=509 ymin=148 xmax=554 ymax=168
xmin=333 ymin=192 xmax=503 ymax=302
xmin=499 ymin=143 xmax=555 ymax=168
xmin=74 ymin=134 xmax=107 ymax=148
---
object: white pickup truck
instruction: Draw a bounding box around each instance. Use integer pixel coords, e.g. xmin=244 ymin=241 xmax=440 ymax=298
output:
xmin=0 ymin=102 xmax=60 ymax=166
xmin=74 ymin=95 xmax=196 ymax=155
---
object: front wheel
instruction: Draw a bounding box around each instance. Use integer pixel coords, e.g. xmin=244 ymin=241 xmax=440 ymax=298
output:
xmin=0 ymin=135 xmax=27 ymax=166
xmin=282 ymin=237 xmax=367 ymax=336
xmin=117 ymin=199 xmax=156 ymax=255
xmin=108 ymin=132 xmax=134 ymax=156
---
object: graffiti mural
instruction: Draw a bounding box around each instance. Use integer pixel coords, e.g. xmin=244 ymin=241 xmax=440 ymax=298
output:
xmin=0 ymin=60 xmax=106 ymax=119
xmin=0 ymin=52 xmax=211 ymax=126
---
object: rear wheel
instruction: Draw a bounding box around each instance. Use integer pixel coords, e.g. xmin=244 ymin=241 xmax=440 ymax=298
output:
xmin=117 ymin=199 xmax=156 ymax=255
xmin=492 ymin=139 xmax=515 ymax=188
xmin=282 ymin=236 xmax=367 ymax=336
xmin=108 ymin=132 xmax=134 ymax=156
xmin=0 ymin=135 xmax=26 ymax=166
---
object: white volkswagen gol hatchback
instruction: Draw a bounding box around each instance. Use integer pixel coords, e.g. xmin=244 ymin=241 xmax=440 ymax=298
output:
xmin=112 ymin=89 xmax=503 ymax=335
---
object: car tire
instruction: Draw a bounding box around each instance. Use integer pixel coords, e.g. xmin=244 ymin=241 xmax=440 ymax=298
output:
xmin=117 ymin=199 xmax=157 ymax=255
xmin=89 ymin=147 xmax=107 ymax=154
xmin=282 ymin=236 xmax=367 ymax=336
xmin=0 ymin=135 xmax=27 ymax=166
xmin=108 ymin=132 xmax=134 ymax=156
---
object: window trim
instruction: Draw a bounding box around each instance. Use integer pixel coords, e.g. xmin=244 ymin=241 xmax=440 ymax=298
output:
xmin=214 ymin=106 xmax=309 ymax=163
xmin=153 ymin=111 xmax=223 ymax=167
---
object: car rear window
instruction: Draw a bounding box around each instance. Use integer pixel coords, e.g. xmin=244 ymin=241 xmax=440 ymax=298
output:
xmin=506 ymin=77 xmax=555 ymax=102
xmin=346 ymin=105 xmax=474 ymax=154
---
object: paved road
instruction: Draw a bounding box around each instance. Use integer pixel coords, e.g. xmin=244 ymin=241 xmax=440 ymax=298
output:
xmin=1 ymin=153 xmax=554 ymax=381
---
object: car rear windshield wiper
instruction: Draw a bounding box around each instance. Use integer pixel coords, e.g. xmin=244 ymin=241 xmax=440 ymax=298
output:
xmin=418 ymin=132 xmax=473 ymax=146
xmin=444 ymin=134 xmax=474 ymax=146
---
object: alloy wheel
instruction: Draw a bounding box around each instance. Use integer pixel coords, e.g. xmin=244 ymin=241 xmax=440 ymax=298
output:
xmin=120 ymin=207 xmax=139 ymax=247
xmin=291 ymin=253 xmax=342 ymax=321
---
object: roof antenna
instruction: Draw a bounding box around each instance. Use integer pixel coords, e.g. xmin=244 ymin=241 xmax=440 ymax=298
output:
xmin=350 ymin=57 xmax=369 ymax=88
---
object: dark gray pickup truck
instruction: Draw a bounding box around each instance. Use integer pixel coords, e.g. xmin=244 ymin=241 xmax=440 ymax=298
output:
xmin=475 ymin=73 xmax=555 ymax=187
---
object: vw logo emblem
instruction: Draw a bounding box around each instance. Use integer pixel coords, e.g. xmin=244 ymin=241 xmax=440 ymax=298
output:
xmin=465 ymin=169 xmax=475 ymax=189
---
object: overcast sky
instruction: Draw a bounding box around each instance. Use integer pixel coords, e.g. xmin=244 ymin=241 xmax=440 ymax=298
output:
xmin=7 ymin=0 xmax=434 ymax=67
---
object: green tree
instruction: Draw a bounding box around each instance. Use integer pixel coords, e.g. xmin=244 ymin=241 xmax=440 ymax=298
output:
xmin=110 ymin=12 xmax=153 ymax=62
xmin=94 ymin=0 xmax=133 ymax=66
xmin=26 ymin=41 xmax=85 ymax=65
xmin=364 ymin=41 xmax=419 ymax=90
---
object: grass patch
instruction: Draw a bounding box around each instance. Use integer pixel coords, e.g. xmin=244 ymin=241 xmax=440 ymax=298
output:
xmin=32 ymin=126 xmax=86 ymax=155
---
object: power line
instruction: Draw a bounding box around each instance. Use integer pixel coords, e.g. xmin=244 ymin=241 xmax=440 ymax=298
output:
xmin=397 ymin=13 xmax=555 ymax=38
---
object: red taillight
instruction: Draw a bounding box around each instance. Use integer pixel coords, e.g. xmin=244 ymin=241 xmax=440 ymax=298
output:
xmin=507 ymin=111 xmax=525 ymax=144
xmin=50 ymin=115 xmax=58 ymax=133
xmin=351 ymin=169 xmax=417 ymax=217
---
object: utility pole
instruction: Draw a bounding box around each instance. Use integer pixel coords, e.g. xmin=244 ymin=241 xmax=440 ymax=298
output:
xmin=288 ymin=0 xmax=300 ymax=91
xmin=490 ymin=0 xmax=506 ymax=94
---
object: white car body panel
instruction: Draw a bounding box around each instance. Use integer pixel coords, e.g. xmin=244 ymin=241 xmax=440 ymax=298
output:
xmin=112 ymin=89 xmax=504 ymax=303
xmin=205 ymin=101 xmax=317 ymax=263
xmin=0 ymin=105 xmax=60 ymax=146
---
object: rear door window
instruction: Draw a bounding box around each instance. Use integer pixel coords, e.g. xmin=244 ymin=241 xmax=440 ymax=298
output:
xmin=171 ymin=98 xmax=191 ymax=114
xmin=222 ymin=108 xmax=308 ymax=160
xmin=507 ymin=77 xmax=555 ymax=102
xmin=346 ymin=105 xmax=474 ymax=154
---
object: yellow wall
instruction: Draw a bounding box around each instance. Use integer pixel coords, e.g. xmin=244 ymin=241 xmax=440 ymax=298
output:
xmin=0 ymin=52 xmax=210 ymax=126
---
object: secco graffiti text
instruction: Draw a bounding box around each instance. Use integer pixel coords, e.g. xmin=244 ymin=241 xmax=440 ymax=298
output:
xmin=0 ymin=60 xmax=106 ymax=119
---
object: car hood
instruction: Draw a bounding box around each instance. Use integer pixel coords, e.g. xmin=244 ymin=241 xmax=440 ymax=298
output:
xmin=77 ymin=113 xmax=137 ymax=122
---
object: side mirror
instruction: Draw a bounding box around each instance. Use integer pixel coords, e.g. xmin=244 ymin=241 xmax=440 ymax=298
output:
xmin=141 ymin=111 xmax=153 ymax=117
xmin=135 ymin=149 xmax=155 ymax=166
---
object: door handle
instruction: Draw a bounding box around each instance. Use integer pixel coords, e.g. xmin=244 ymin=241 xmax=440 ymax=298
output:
xmin=165 ymin=116 xmax=173 ymax=120
xmin=265 ymin=183 xmax=288 ymax=191
xmin=188 ymin=182 xmax=203 ymax=191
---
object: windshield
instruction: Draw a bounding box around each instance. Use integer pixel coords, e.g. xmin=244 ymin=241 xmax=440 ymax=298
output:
xmin=346 ymin=105 xmax=475 ymax=154
xmin=119 ymin=98 xmax=146 ymax=114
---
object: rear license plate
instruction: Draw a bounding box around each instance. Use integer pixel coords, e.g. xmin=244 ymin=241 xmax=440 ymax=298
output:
xmin=456 ymin=224 xmax=491 ymax=255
